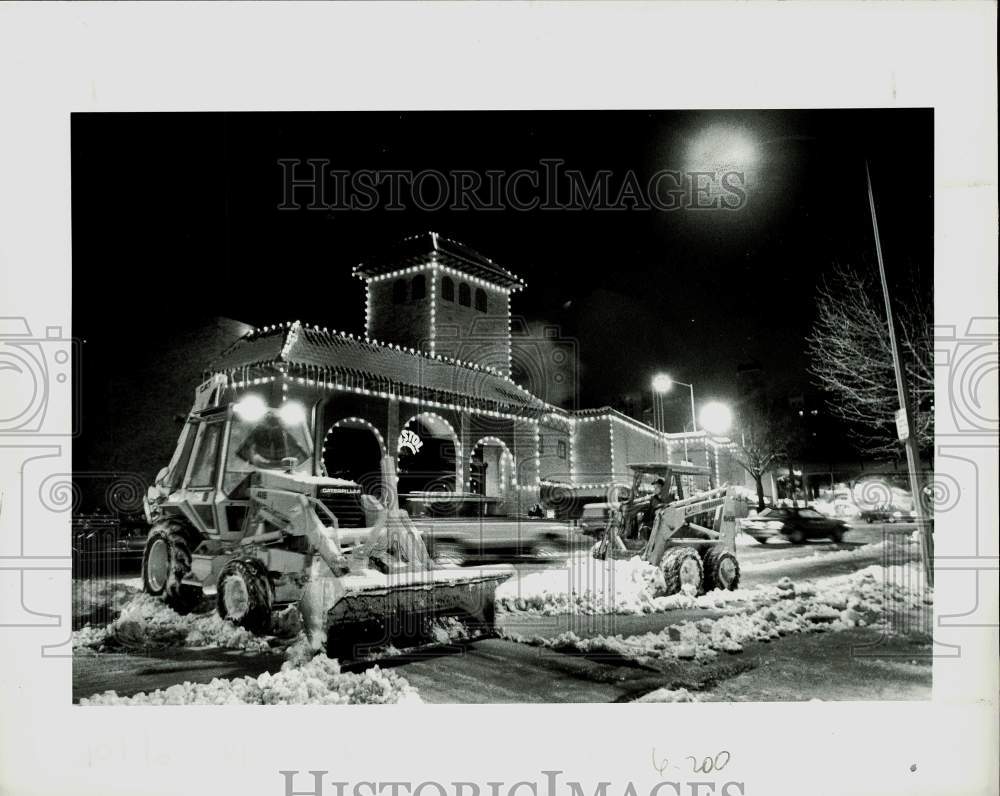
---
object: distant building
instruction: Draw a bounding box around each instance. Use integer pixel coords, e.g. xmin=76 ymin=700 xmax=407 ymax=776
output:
xmin=210 ymin=233 xmax=738 ymax=516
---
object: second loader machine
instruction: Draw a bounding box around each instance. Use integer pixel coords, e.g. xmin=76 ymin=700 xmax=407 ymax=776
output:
xmin=592 ymin=462 xmax=750 ymax=594
xmin=141 ymin=377 xmax=509 ymax=659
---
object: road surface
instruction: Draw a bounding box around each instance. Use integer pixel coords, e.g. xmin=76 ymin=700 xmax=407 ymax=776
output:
xmin=73 ymin=521 xmax=925 ymax=703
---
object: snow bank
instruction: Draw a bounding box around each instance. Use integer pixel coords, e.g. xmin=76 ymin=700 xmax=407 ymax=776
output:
xmin=497 ymin=537 xmax=919 ymax=619
xmin=496 ymin=556 xmax=678 ymax=616
xmin=635 ymin=687 xmax=700 ymax=703
xmin=508 ymin=564 xmax=930 ymax=663
xmin=740 ymin=539 xmax=911 ymax=573
xmin=78 ymin=656 xmax=422 ymax=705
xmin=496 ymin=555 xmax=756 ymax=616
xmin=72 ymin=593 xmax=301 ymax=654
xmin=72 ymin=580 xmax=142 ymax=629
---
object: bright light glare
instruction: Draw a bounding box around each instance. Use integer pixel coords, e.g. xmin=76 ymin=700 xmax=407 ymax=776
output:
xmin=233 ymin=394 xmax=268 ymax=422
xmin=652 ymin=374 xmax=673 ymax=394
xmin=699 ymin=401 xmax=733 ymax=436
xmin=687 ymin=124 xmax=757 ymax=171
xmin=278 ymin=401 xmax=307 ymax=426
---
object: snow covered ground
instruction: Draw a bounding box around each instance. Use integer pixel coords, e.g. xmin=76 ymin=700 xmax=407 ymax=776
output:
xmin=73 ymin=536 xmax=925 ymax=705
xmin=73 ymin=591 xmax=302 ymax=654
xmin=79 ymin=655 xmax=421 ymax=705
xmin=494 ymin=539 xmax=904 ymax=617
xmin=505 ymin=563 xmax=931 ymax=664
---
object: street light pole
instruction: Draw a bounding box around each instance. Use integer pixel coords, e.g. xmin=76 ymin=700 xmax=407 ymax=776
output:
xmin=671 ymin=379 xmax=698 ymax=433
xmin=866 ymin=161 xmax=934 ymax=587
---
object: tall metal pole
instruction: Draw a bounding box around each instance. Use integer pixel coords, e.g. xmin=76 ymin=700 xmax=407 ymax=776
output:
xmin=866 ymin=161 xmax=934 ymax=587
xmin=688 ymin=383 xmax=698 ymax=432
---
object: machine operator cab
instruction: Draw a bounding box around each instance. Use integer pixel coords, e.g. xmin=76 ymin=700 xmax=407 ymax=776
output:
xmin=580 ymin=461 xmax=712 ymax=542
xmin=144 ymin=393 xmax=364 ymax=541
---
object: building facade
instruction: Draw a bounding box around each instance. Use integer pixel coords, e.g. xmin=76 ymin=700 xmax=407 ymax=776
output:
xmin=210 ymin=233 xmax=739 ymax=516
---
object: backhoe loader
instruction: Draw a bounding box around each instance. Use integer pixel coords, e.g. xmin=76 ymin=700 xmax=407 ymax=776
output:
xmin=141 ymin=378 xmax=509 ymax=659
xmin=591 ymin=462 xmax=749 ymax=594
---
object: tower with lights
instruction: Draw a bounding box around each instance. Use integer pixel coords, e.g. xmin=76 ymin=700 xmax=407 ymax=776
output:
xmin=353 ymin=232 xmax=525 ymax=377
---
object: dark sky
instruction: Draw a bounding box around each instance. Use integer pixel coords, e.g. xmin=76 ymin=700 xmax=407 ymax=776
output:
xmin=72 ymin=109 xmax=932 ymax=463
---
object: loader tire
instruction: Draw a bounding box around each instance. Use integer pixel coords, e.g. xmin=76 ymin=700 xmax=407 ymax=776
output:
xmin=142 ymin=520 xmax=202 ymax=614
xmin=702 ymin=547 xmax=740 ymax=592
xmin=660 ymin=546 xmax=703 ymax=596
xmin=217 ymin=558 xmax=273 ymax=635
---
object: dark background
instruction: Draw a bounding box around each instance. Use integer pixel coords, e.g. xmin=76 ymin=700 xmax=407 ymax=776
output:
xmin=72 ymin=110 xmax=933 ymax=506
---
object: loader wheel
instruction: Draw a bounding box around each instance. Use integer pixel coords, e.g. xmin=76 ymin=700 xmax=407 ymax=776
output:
xmin=660 ymin=547 xmax=703 ymax=596
xmin=702 ymin=547 xmax=741 ymax=592
xmin=217 ymin=558 xmax=273 ymax=635
xmin=142 ymin=520 xmax=202 ymax=614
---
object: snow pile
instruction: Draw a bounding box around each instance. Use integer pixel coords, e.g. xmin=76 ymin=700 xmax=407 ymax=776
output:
xmin=508 ymin=564 xmax=930 ymax=663
xmin=79 ymin=656 xmax=422 ymax=706
xmin=497 ymin=555 xmax=759 ymax=616
xmin=72 ymin=579 xmax=142 ymax=629
xmin=497 ymin=556 xmax=672 ymax=615
xmin=72 ymin=593 xmax=294 ymax=654
xmin=635 ymin=687 xmax=700 ymax=703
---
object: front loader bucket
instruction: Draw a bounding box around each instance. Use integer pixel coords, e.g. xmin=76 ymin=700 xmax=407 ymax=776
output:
xmin=306 ymin=567 xmax=511 ymax=662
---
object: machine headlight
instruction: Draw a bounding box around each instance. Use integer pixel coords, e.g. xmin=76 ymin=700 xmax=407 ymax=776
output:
xmin=233 ymin=394 xmax=268 ymax=422
xmin=278 ymin=401 xmax=307 ymax=426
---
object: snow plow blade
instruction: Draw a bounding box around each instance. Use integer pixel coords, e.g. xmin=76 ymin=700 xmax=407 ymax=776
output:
xmin=305 ymin=567 xmax=511 ymax=661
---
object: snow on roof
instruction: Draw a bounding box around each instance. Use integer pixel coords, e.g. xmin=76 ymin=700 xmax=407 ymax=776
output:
xmin=211 ymin=322 xmax=548 ymax=415
xmin=352 ymin=232 xmax=527 ymax=291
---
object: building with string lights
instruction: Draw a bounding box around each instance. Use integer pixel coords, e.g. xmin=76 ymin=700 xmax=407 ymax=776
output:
xmin=210 ymin=232 xmax=742 ymax=517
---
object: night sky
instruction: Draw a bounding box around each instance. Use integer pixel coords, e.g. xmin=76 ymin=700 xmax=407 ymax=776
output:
xmin=72 ymin=110 xmax=932 ymax=473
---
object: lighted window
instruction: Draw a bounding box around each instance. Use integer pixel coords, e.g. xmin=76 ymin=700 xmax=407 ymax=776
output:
xmin=392 ymin=279 xmax=407 ymax=304
xmin=411 ymin=274 xmax=426 ymax=300
xmin=557 ymin=440 xmax=567 ymax=460
xmin=441 ymin=276 xmax=455 ymax=302
xmin=458 ymin=282 xmax=471 ymax=306
xmin=475 ymin=287 xmax=487 ymax=312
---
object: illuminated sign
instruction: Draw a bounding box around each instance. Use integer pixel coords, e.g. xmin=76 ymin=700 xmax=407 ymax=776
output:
xmin=398 ymin=429 xmax=424 ymax=455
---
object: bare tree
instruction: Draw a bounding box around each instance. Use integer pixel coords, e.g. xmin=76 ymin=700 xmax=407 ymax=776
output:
xmin=731 ymin=403 xmax=789 ymax=510
xmin=807 ymin=264 xmax=932 ymax=458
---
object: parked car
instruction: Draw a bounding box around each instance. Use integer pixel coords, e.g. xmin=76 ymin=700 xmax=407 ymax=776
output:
xmin=739 ymin=506 xmax=850 ymax=544
xmin=859 ymin=505 xmax=917 ymax=524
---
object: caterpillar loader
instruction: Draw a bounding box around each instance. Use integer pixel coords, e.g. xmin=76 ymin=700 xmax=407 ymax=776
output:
xmin=141 ymin=378 xmax=509 ymax=659
xmin=591 ymin=462 xmax=750 ymax=595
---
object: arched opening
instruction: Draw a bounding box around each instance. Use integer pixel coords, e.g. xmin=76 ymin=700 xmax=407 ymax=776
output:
xmin=411 ymin=273 xmax=426 ymax=300
xmin=397 ymin=413 xmax=459 ymax=495
xmin=470 ymin=436 xmax=514 ymax=499
xmin=474 ymin=287 xmax=488 ymax=312
xmin=441 ymin=275 xmax=455 ymax=302
xmin=322 ymin=417 xmax=386 ymax=495
xmin=458 ymin=282 xmax=471 ymax=307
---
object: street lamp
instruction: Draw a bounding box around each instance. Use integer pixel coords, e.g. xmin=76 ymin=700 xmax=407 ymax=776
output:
xmin=651 ymin=373 xmax=698 ymax=433
xmin=699 ymin=401 xmax=733 ymax=437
